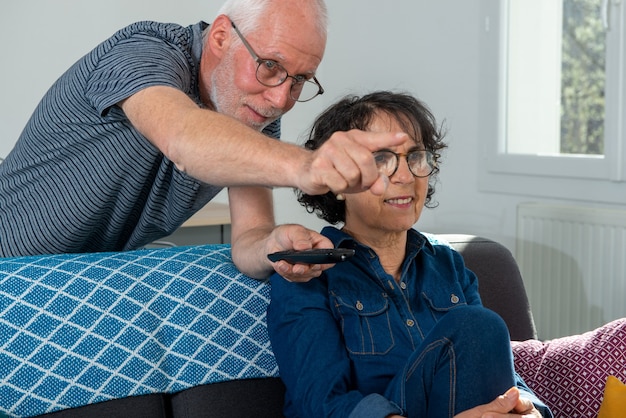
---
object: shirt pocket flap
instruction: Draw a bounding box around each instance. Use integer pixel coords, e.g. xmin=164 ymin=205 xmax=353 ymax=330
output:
xmin=421 ymin=288 xmax=467 ymax=312
xmin=334 ymin=293 xmax=389 ymax=316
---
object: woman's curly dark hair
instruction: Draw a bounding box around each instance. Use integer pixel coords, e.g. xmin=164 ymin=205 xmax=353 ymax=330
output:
xmin=297 ymin=90 xmax=447 ymax=225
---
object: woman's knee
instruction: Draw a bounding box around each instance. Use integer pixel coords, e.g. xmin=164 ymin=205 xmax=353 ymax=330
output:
xmin=441 ymin=306 xmax=510 ymax=343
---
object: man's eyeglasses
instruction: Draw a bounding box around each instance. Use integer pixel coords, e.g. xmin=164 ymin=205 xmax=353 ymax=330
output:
xmin=373 ymin=149 xmax=439 ymax=178
xmin=229 ymin=18 xmax=324 ymax=102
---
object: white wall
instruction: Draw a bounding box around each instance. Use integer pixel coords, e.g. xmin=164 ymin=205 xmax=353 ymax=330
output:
xmin=0 ymin=0 xmax=219 ymax=158
xmin=0 ymin=1 xmax=605 ymax=254
xmin=306 ymin=1 xmax=527 ymax=249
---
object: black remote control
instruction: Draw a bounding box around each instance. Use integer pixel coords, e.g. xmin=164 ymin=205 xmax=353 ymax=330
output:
xmin=267 ymin=248 xmax=355 ymax=264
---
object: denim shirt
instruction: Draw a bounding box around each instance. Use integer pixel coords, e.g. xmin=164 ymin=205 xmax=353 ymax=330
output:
xmin=267 ymin=227 xmax=478 ymax=417
xmin=267 ymin=227 xmax=551 ymax=418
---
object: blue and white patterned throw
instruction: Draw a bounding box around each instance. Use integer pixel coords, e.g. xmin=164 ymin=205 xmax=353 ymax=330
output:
xmin=0 ymin=245 xmax=278 ymax=417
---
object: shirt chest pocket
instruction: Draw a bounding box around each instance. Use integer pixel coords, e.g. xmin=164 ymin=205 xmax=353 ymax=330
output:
xmin=421 ymin=284 xmax=468 ymax=314
xmin=332 ymin=292 xmax=395 ymax=355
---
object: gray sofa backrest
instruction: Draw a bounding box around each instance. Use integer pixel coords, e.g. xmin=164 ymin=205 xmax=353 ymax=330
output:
xmin=442 ymin=234 xmax=537 ymax=341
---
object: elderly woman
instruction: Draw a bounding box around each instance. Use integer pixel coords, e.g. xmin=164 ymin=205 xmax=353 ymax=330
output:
xmin=267 ymin=91 xmax=552 ymax=418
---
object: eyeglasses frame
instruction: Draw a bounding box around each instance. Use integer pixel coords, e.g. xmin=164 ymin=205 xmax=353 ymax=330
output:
xmin=373 ymin=149 xmax=440 ymax=178
xmin=228 ymin=18 xmax=324 ymax=102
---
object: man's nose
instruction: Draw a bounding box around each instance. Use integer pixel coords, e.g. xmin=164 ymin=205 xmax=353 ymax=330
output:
xmin=264 ymin=81 xmax=293 ymax=109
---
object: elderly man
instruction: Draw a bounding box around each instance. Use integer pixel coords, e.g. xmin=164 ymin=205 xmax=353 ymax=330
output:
xmin=0 ymin=0 xmax=405 ymax=280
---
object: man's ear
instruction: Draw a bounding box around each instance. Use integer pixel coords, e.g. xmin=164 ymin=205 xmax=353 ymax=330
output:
xmin=206 ymin=14 xmax=233 ymax=59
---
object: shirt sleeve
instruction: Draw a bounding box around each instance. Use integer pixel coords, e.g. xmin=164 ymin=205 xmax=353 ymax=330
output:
xmin=85 ymin=31 xmax=193 ymax=116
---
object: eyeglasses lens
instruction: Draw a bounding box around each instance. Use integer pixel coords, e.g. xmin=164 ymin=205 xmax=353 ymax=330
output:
xmin=373 ymin=151 xmax=435 ymax=178
xmin=407 ymin=151 xmax=430 ymax=176
xmin=256 ymin=60 xmax=285 ymax=85
xmin=374 ymin=152 xmax=396 ymax=176
xmin=255 ymin=60 xmax=319 ymax=102
xmin=290 ymin=80 xmax=319 ymax=102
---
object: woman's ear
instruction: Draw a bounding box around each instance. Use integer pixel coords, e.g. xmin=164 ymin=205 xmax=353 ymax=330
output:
xmin=205 ymin=14 xmax=233 ymax=59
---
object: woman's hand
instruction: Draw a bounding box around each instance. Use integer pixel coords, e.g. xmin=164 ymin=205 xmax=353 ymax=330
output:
xmin=454 ymin=387 xmax=542 ymax=418
xmin=264 ymin=224 xmax=335 ymax=282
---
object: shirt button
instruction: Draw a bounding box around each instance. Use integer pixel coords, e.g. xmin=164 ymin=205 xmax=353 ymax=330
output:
xmin=406 ymin=319 xmax=415 ymax=327
xmin=400 ymin=282 xmax=407 ymax=290
xmin=451 ymin=294 xmax=460 ymax=304
xmin=356 ymin=301 xmax=364 ymax=311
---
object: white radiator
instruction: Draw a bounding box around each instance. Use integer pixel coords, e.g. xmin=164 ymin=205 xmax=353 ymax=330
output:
xmin=516 ymin=203 xmax=626 ymax=340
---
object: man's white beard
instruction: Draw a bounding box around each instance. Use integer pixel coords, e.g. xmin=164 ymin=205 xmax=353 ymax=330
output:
xmin=209 ymin=52 xmax=274 ymax=132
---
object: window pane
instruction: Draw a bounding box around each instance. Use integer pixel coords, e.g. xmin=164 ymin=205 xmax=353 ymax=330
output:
xmin=560 ymin=0 xmax=606 ymax=155
xmin=506 ymin=0 xmax=606 ymax=156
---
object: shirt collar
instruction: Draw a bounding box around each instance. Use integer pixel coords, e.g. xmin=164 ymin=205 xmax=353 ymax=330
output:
xmin=191 ymin=21 xmax=209 ymax=66
xmin=320 ymin=226 xmax=433 ymax=260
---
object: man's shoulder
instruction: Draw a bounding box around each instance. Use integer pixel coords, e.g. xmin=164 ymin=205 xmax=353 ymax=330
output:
xmin=107 ymin=20 xmax=197 ymax=45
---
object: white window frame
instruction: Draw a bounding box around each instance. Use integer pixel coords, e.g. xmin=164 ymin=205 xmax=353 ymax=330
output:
xmin=478 ymin=0 xmax=626 ymax=205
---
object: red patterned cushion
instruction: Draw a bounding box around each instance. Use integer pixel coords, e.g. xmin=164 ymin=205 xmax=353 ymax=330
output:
xmin=512 ymin=318 xmax=626 ymax=418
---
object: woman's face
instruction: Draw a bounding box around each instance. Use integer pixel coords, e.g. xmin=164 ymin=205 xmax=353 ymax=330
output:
xmin=342 ymin=113 xmax=429 ymax=240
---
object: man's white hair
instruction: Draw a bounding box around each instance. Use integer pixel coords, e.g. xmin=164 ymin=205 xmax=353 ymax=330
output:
xmin=216 ymin=0 xmax=328 ymax=37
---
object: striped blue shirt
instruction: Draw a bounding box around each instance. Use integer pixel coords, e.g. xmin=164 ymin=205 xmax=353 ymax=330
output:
xmin=0 ymin=21 xmax=281 ymax=257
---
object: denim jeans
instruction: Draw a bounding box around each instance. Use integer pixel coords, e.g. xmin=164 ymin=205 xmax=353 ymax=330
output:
xmin=382 ymin=306 xmax=516 ymax=417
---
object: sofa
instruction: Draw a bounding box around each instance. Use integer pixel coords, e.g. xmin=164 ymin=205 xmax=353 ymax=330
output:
xmin=1 ymin=234 xmax=624 ymax=418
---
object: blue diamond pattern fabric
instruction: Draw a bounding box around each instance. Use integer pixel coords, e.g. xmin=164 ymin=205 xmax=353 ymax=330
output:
xmin=0 ymin=245 xmax=278 ymax=417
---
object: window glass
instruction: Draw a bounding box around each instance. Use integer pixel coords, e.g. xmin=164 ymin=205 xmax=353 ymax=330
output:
xmin=561 ymin=0 xmax=606 ymax=154
xmin=506 ymin=0 xmax=606 ymax=156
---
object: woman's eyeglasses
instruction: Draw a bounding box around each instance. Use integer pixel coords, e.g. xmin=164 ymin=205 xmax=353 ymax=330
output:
xmin=373 ymin=149 xmax=439 ymax=178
